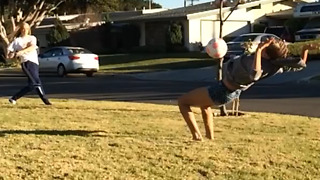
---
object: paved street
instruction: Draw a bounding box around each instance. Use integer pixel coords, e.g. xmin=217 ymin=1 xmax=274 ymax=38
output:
xmin=0 ymin=71 xmax=319 ymax=117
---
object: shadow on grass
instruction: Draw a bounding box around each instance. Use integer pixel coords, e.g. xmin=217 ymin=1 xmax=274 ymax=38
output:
xmin=0 ymin=129 xmax=108 ymax=137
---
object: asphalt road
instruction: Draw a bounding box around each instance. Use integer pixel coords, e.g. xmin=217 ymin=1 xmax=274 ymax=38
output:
xmin=1 ymin=73 xmax=320 ymax=118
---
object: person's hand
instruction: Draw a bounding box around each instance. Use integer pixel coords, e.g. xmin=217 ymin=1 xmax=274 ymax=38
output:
xmin=303 ymin=43 xmax=320 ymax=51
xmin=7 ymin=52 xmax=15 ymax=59
xmin=15 ymin=50 xmax=24 ymax=57
xmin=257 ymin=38 xmax=275 ymax=50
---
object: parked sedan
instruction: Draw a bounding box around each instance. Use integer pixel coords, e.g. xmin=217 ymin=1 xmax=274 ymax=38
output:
xmin=225 ymin=33 xmax=282 ymax=59
xmin=38 ymin=46 xmax=99 ymax=77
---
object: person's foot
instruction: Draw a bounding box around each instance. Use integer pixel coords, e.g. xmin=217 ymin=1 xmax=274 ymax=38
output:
xmin=43 ymin=99 xmax=52 ymax=105
xmin=192 ymin=137 xmax=203 ymax=141
xmin=192 ymin=133 xmax=203 ymax=141
xmin=8 ymin=98 xmax=16 ymax=105
xmin=205 ymin=135 xmax=214 ymax=140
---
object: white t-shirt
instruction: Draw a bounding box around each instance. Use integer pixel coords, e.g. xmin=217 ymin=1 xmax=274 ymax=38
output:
xmin=7 ymin=35 xmax=39 ymax=65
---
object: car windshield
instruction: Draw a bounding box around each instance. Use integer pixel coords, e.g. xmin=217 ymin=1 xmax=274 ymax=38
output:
xmin=231 ymin=35 xmax=258 ymax=42
xmin=67 ymin=48 xmax=92 ymax=54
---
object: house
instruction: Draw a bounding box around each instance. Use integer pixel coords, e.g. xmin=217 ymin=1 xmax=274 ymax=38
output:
xmin=110 ymin=0 xmax=312 ymax=51
xmin=34 ymin=0 xmax=312 ymax=51
xmin=33 ymin=14 xmax=105 ymax=49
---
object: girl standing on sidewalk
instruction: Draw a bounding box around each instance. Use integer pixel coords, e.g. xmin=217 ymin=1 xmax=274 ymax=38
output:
xmin=178 ymin=38 xmax=320 ymax=141
xmin=7 ymin=22 xmax=51 ymax=105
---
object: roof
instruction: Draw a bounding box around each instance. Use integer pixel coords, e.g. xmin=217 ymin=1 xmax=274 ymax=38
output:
xmin=112 ymin=2 xmax=218 ymax=22
xmin=266 ymin=9 xmax=293 ymax=19
xmin=113 ymin=0 xmax=288 ymax=22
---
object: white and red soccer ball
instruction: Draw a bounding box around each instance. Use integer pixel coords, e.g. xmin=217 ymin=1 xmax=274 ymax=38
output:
xmin=206 ymin=38 xmax=228 ymax=59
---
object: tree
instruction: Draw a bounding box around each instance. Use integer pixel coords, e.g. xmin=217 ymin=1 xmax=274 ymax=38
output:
xmin=216 ymin=0 xmax=246 ymax=116
xmin=167 ymin=22 xmax=183 ymax=45
xmin=0 ymin=0 xmax=65 ymax=50
xmin=119 ymin=0 xmax=161 ymax=11
xmin=46 ymin=19 xmax=69 ymax=46
xmin=54 ymin=0 xmax=162 ymax=14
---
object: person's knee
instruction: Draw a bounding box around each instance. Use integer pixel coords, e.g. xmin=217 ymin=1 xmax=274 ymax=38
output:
xmin=200 ymin=106 xmax=212 ymax=113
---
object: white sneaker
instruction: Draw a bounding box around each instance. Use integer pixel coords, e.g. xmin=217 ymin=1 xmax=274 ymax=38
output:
xmin=9 ymin=98 xmax=16 ymax=105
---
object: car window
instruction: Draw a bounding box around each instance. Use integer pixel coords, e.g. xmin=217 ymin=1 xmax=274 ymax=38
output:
xmin=67 ymin=48 xmax=91 ymax=54
xmin=260 ymin=35 xmax=280 ymax=42
xmin=52 ymin=48 xmax=63 ymax=56
xmin=42 ymin=48 xmax=63 ymax=57
xmin=42 ymin=49 xmax=55 ymax=57
xmin=260 ymin=35 xmax=270 ymax=42
xmin=232 ymin=35 xmax=258 ymax=42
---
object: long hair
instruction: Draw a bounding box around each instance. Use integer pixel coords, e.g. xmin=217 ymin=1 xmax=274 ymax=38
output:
xmin=17 ymin=22 xmax=32 ymax=37
xmin=265 ymin=40 xmax=288 ymax=59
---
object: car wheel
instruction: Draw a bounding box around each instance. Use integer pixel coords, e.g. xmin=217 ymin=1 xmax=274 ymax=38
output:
xmin=57 ymin=64 xmax=66 ymax=77
xmin=85 ymin=72 xmax=94 ymax=77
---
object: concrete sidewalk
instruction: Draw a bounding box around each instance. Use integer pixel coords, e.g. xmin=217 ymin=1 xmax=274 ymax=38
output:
xmin=129 ymin=61 xmax=320 ymax=84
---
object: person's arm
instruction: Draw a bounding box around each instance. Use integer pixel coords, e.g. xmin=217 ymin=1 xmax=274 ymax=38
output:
xmin=270 ymin=43 xmax=320 ymax=71
xmin=16 ymin=36 xmax=37 ymax=57
xmin=6 ymin=40 xmax=16 ymax=59
xmin=250 ymin=38 xmax=275 ymax=81
xmin=301 ymin=43 xmax=320 ymax=64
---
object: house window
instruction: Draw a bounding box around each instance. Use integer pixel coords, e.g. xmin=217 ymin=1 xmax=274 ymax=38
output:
xmin=246 ymin=5 xmax=261 ymax=12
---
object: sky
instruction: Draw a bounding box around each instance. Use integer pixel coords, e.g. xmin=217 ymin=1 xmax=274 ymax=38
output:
xmin=154 ymin=0 xmax=213 ymax=9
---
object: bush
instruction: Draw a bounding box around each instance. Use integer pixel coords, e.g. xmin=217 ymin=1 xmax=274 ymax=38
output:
xmin=46 ymin=19 xmax=69 ymax=46
xmin=166 ymin=22 xmax=184 ymax=52
xmin=287 ymin=39 xmax=320 ymax=59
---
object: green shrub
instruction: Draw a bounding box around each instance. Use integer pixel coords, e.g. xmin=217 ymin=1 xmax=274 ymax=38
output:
xmin=287 ymin=39 xmax=320 ymax=56
xmin=167 ymin=22 xmax=183 ymax=45
xmin=166 ymin=22 xmax=183 ymax=52
xmin=46 ymin=19 xmax=69 ymax=46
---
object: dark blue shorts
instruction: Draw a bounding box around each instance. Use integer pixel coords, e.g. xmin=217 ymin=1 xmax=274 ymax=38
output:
xmin=207 ymin=81 xmax=241 ymax=106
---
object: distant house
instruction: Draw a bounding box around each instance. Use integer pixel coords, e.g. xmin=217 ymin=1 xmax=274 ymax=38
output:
xmin=33 ymin=14 xmax=104 ymax=49
xmin=34 ymin=0 xmax=312 ymax=51
xmin=110 ymin=0 xmax=312 ymax=51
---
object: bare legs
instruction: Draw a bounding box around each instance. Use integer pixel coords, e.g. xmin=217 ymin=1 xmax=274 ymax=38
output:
xmin=201 ymin=106 xmax=214 ymax=139
xmin=178 ymin=87 xmax=215 ymax=141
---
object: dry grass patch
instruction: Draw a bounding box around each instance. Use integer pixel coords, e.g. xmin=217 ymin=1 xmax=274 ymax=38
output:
xmin=0 ymin=98 xmax=319 ymax=179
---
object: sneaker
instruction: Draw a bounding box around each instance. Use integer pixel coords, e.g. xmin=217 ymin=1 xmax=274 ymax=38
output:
xmin=43 ymin=99 xmax=52 ymax=105
xmin=9 ymin=98 xmax=16 ymax=105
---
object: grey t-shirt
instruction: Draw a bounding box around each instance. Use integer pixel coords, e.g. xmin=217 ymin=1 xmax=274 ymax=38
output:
xmin=222 ymin=54 xmax=306 ymax=91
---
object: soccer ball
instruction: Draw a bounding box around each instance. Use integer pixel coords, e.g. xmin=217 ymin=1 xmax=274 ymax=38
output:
xmin=206 ymin=38 xmax=228 ymax=59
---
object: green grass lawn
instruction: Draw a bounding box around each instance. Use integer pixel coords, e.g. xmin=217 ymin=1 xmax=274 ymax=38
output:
xmin=98 ymin=52 xmax=216 ymax=73
xmin=0 ymin=98 xmax=319 ymax=179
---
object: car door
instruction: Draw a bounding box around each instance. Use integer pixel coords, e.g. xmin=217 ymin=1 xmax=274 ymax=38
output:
xmin=46 ymin=48 xmax=64 ymax=71
xmin=38 ymin=49 xmax=54 ymax=72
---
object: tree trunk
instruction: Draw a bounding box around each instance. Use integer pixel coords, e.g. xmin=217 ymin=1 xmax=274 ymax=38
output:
xmin=217 ymin=0 xmax=243 ymax=116
xmin=218 ymin=0 xmax=228 ymax=116
xmin=0 ymin=0 xmax=64 ymax=59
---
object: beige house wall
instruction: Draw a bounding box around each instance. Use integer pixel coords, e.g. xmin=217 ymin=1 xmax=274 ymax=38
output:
xmin=185 ymin=1 xmax=294 ymax=51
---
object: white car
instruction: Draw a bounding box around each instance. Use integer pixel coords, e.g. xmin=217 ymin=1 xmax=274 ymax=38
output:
xmin=38 ymin=46 xmax=99 ymax=77
xmin=225 ymin=33 xmax=282 ymax=59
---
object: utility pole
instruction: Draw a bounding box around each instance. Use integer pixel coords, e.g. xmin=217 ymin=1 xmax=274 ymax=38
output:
xmin=149 ymin=0 xmax=152 ymax=9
